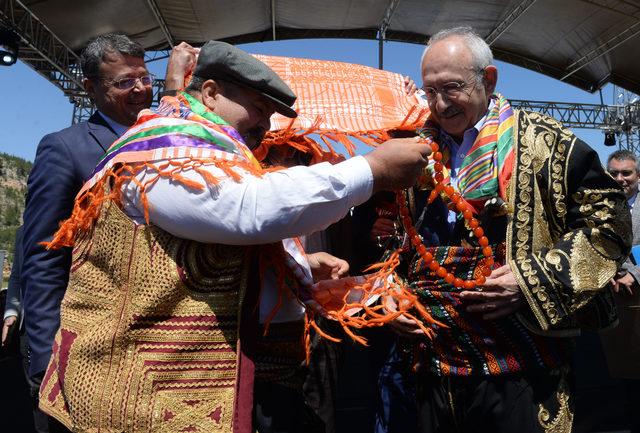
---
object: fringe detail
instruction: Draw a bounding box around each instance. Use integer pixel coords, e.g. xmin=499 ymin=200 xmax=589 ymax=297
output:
xmin=256 ymin=111 xmax=429 ymax=165
xmin=300 ymin=249 xmax=446 ymax=358
xmin=44 ymin=156 xmax=265 ymax=250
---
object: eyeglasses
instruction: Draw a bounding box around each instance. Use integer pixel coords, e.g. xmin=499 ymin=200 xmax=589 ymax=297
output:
xmin=608 ymin=169 xmax=636 ymax=177
xmin=100 ymin=74 xmax=155 ymax=90
xmin=422 ymin=78 xmax=478 ymax=102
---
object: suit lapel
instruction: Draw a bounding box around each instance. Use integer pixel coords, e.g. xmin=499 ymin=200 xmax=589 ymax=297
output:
xmin=87 ymin=112 xmax=119 ymax=153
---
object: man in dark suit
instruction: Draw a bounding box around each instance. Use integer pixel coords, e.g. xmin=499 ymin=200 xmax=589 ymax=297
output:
xmin=20 ymin=33 xmax=194 ymax=432
xmin=601 ymin=149 xmax=640 ymax=433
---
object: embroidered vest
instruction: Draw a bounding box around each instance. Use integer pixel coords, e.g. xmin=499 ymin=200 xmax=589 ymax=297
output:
xmin=39 ymin=202 xmax=253 ymax=433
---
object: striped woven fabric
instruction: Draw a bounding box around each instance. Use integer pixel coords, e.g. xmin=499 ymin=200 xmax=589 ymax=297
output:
xmin=255 ymin=54 xmax=428 ymax=133
xmin=420 ymin=93 xmax=515 ymax=211
xmin=457 ymin=93 xmax=515 ymax=201
xmin=252 ymin=54 xmax=430 ymax=162
xmin=409 ymin=244 xmax=570 ymax=376
xmin=79 ymin=91 xmax=259 ymax=196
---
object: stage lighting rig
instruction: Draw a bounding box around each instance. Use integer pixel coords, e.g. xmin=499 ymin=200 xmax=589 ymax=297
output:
xmin=0 ymin=29 xmax=19 ymax=66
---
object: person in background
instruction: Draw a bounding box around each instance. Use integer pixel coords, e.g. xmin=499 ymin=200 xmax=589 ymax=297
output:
xmin=600 ymin=149 xmax=640 ymax=433
xmin=20 ymin=33 xmax=193 ymax=432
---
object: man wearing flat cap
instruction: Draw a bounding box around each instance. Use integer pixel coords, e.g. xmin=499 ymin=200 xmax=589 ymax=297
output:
xmin=38 ymin=41 xmax=431 ymax=433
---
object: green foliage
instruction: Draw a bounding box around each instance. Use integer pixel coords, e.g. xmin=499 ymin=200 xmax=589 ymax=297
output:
xmin=0 ymin=152 xmax=32 ymax=264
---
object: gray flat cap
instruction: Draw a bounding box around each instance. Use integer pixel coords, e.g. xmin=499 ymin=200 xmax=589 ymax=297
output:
xmin=193 ymin=40 xmax=297 ymax=118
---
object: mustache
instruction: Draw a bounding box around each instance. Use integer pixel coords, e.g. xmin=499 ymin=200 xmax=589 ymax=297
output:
xmin=441 ymin=106 xmax=461 ymax=118
xmin=242 ymin=127 xmax=267 ymax=148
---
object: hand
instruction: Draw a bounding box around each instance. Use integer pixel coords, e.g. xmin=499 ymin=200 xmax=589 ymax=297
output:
xmin=307 ymin=252 xmax=349 ymax=282
xmin=614 ymin=272 xmax=636 ymax=295
xmin=459 ymin=264 xmax=525 ymax=320
xmin=369 ymin=217 xmax=398 ymax=247
xmin=383 ymin=294 xmax=426 ymax=337
xmin=164 ymin=42 xmax=200 ymax=90
xmin=364 ymin=137 xmax=431 ymax=192
xmin=1 ymin=316 xmax=17 ymax=347
xmin=403 ymin=76 xmax=417 ymax=96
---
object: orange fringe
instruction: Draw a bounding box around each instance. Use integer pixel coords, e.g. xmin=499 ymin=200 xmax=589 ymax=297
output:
xmin=44 ymin=156 xmax=266 ymax=250
xmin=255 ymin=112 xmax=429 ymax=166
xmin=301 ymin=249 xmax=447 ymax=360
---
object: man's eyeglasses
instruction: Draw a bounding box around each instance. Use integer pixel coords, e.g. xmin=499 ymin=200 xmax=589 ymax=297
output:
xmin=422 ymin=78 xmax=478 ymax=102
xmin=100 ymin=74 xmax=155 ymax=90
xmin=608 ymin=169 xmax=635 ymax=177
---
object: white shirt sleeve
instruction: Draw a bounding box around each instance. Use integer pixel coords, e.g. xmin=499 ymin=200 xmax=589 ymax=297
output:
xmin=121 ymin=155 xmax=373 ymax=245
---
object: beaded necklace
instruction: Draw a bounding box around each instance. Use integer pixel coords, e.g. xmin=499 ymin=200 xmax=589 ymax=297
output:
xmin=396 ymin=136 xmax=494 ymax=289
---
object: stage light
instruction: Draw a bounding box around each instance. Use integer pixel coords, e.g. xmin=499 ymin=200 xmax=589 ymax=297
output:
xmin=0 ymin=29 xmax=18 ymax=66
xmin=604 ymin=131 xmax=616 ymax=147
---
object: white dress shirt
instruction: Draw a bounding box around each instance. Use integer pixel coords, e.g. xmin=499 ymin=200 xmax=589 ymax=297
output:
xmin=120 ymin=155 xmax=374 ymax=322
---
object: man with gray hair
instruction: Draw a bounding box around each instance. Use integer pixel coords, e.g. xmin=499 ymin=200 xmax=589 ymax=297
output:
xmin=383 ymin=26 xmax=631 ymax=432
xmin=21 ymin=33 xmax=192 ymax=432
xmin=600 ymin=149 xmax=640 ymax=433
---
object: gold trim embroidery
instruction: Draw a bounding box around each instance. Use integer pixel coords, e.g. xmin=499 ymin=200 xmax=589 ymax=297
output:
xmin=538 ymin=373 xmax=574 ymax=433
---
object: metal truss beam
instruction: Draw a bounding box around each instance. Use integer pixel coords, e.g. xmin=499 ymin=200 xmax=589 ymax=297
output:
xmin=486 ymin=0 xmax=538 ymax=46
xmin=0 ymin=0 xmax=83 ymax=96
xmin=145 ymin=49 xmax=171 ymax=63
xmin=561 ymin=21 xmax=640 ymax=81
xmin=378 ymin=0 xmax=401 ymax=69
xmin=271 ymin=0 xmax=276 ymax=41
xmin=145 ymin=0 xmax=174 ymax=47
xmin=509 ymin=99 xmax=611 ymax=128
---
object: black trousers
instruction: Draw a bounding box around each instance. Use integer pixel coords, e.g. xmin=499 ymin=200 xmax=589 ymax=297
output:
xmin=417 ymin=370 xmax=574 ymax=433
xmin=253 ymin=379 xmax=326 ymax=433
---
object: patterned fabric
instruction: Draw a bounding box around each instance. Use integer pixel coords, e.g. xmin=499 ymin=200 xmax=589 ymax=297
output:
xmin=408 ymin=243 xmax=570 ymax=376
xmin=253 ymin=54 xmax=430 ymax=163
xmin=39 ymin=203 xmax=252 ymax=433
xmin=79 ymin=91 xmax=259 ymax=197
xmin=396 ymin=108 xmax=631 ymax=378
xmin=421 ymin=93 xmax=515 ymax=211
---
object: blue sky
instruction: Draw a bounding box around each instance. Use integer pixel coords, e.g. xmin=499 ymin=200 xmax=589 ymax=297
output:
xmin=0 ymin=38 xmax=620 ymax=162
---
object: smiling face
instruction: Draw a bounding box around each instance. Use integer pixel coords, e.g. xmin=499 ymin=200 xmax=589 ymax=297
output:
xmin=608 ymin=158 xmax=639 ymax=199
xmin=83 ymin=51 xmax=153 ymax=126
xmin=421 ymin=36 xmax=497 ymax=141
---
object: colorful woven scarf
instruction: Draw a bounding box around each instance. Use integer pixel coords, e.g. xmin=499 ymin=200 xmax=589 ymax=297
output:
xmin=421 ymin=93 xmax=515 ymax=212
xmin=47 ymin=55 xmax=441 ymax=349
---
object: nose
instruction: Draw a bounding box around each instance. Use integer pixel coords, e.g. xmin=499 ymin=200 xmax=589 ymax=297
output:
xmin=131 ymin=79 xmax=146 ymax=92
xmin=259 ymin=115 xmax=271 ymax=132
xmin=434 ymin=92 xmax=451 ymax=112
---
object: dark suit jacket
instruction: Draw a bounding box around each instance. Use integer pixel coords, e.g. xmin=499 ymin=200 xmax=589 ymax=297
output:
xmin=21 ymin=112 xmax=117 ymax=378
xmin=601 ymin=195 xmax=640 ymax=378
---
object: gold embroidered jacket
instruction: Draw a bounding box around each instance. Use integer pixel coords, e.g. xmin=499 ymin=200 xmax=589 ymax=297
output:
xmin=507 ymin=110 xmax=632 ymax=335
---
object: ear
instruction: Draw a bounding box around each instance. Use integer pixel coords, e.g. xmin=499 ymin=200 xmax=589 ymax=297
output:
xmin=200 ymin=79 xmax=224 ymax=111
xmin=483 ymin=65 xmax=498 ymax=95
xmin=83 ymin=77 xmax=98 ymax=102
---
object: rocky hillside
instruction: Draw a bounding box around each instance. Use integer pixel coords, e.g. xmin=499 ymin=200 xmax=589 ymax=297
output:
xmin=0 ymin=152 xmax=31 ymax=278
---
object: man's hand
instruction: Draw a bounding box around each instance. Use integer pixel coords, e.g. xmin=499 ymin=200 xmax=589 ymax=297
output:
xmin=459 ymin=264 xmax=525 ymax=320
xmin=383 ymin=294 xmax=426 ymax=337
xmin=403 ymin=76 xmax=417 ymax=96
xmin=370 ymin=217 xmax=398 ymax=247
xmin=614 ymin=272 xmax=636 ymax=295
xmin=164 ymin=42 xmax=200 ymax=91
xmin=364 ymin=137 xmax=431 ymax=192
xmin=2 ymin=316 xmax=17 ymax=347
xmin=307 ymin=252 xmax=349 ymax=282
